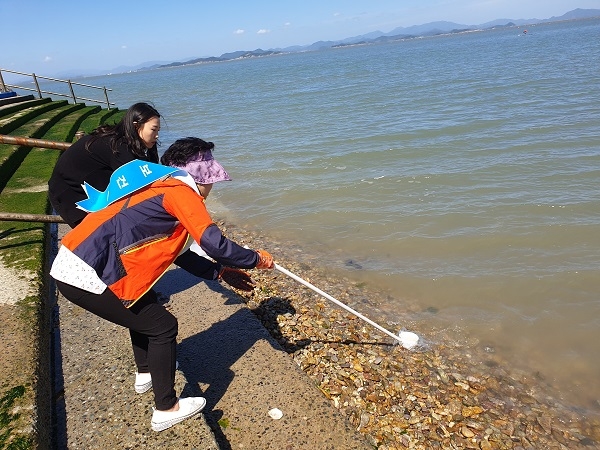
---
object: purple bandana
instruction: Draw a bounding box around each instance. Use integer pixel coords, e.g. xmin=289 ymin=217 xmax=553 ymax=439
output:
xmin=177 ymin=150 xmax=231 ymax=184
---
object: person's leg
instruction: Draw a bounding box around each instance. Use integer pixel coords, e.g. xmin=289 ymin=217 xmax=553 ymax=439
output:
xmin=174 ymin=250 xmax=219 ymax=279
xmin=56 ymin=281 xmax=178 ymax=410
xmin=130 ymin=328 xmax=150 ymax=372
xmin=128 ymin=290 xmax=158 ymax=374
xmin=133 ymin=299 xmax=178 ymax=409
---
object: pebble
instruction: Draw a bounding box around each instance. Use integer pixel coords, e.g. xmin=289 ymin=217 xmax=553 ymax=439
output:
xmin=219 ymin=220 xmax=600 ymax=449
xmin=268 ymin=408 xmax=283 ymax=420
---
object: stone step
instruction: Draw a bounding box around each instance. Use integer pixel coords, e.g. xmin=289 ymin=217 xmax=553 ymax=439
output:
xmin=0 ymin=93 xmax=35 ymax=107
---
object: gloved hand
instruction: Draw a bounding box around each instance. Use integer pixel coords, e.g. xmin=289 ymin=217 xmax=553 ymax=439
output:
xmin=255 ymin=249 xmax=274 ymax=269
xmin=219 ymin=267 xmax=256 ymax=291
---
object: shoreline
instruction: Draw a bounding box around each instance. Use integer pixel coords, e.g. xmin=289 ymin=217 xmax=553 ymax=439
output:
xmin=214 ymin=218 xmax=600 ymax=449
xmin=2 ymin=215 xmax=597 ymax=447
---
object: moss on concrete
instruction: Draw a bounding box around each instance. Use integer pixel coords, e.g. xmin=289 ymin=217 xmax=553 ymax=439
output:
xmin=0 ymin=99 xmax=118 ymax=449
xmin=0 ymin=385 xmax=33 ymax=450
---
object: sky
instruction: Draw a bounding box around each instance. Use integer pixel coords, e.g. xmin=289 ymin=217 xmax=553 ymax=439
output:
xmin=1 ymin=0 xmax=597 ymax=77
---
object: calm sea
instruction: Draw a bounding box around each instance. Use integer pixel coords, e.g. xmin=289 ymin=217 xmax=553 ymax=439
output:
xmin=52 ymin=18 xmax=600 ymax=414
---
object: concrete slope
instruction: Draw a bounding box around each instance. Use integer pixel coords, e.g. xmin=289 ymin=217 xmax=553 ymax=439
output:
xmin=53 ymin=224 xmax=370 ymax=449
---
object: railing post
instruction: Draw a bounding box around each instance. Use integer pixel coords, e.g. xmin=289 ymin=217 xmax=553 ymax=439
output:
xmin=103 ymin=87 xmax=111 ymax=110
xmin=68 ymin=80 xmax=77 ymax=104
xmin=32 ymin=73 xmax=42 ymax=98
xmin=0 ymin=70 xmax=6 ymax=93
xmin=0 ymin=67 xmax=116 ymax=108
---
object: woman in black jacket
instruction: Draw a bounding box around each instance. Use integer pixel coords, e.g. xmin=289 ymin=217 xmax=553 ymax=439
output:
xmin=48 ymin=102 xmax=161 ymax=227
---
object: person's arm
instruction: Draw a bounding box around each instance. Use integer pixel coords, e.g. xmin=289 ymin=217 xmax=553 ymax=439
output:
xmin=197 ymin=224 xmax=259 ymax=268
xmin=164 ymin=183 xmax=264 ymax=269
xmin=174 ymin=249 xmax=256 ymax=291
xmin=174 ymin=250 xmax=220 ymax=279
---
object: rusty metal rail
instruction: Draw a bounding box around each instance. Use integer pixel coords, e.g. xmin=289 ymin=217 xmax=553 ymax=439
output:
xmin=1 ymin=134 xmax=72 ymax=223
xmin=0 ymin=213 xmax=65 ymax=223
xmin=0 ymin=134 xmax=71 ymax=150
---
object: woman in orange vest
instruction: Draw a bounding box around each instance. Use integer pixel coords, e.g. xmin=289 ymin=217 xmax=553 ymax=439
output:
xmin=50 ymin=137 xmax=274 ymax=431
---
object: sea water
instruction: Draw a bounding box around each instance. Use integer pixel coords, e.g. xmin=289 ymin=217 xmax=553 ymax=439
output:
xmin=47 ymin=18 xmax=600 ymax=414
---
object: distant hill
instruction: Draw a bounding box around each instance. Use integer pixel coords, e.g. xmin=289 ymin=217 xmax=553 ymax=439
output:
xmin=156 ymin=49 xmax=284 ymax=68
xmin=131 ymin=8 xmax=600 ymax=73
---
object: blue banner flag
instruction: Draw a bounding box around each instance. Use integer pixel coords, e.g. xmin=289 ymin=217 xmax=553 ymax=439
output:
xmin=76 ymin=160 xmax=178 ymax=213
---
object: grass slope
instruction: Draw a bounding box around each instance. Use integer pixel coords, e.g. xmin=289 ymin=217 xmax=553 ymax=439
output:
xmin=0 ymin=101 xmax=122 ymax=449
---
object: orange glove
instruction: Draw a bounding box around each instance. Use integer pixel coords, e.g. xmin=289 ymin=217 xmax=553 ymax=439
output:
xmin=219 ymin=267 xmax=255 ymax=291
xmin=255 ymin=249 xmax=274 ymax=269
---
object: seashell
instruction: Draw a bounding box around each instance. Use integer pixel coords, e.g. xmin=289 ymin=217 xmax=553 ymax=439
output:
xmin=461 ymin=425 xmax=475 ymax=438
xmin=268 ymin=408 xmax=283 ymax=420
xmin=357 ymin=412 xmax=371 ymax=430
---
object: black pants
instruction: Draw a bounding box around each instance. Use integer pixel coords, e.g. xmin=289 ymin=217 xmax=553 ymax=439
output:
xmin=56 ymin=281 xmax=178 ymax=410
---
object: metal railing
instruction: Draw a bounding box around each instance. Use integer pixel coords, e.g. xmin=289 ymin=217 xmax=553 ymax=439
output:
xmin=0 ymin=134 xmax=71 ymax=150
xmin=0 ymin=134 xmax=76 ymax=223
xmin=0 ymin=68 xmax=115 ymax=109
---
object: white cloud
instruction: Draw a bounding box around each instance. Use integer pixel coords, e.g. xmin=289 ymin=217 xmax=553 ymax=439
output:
xmin=284 ymin=22 xmax=291 ymax=26
xmin=234 ymin=29 xmax=245 ymax=34
xmin=43 ymin=56 xmax=52 ymax=62
xmin=333 ymin=12 xmax=342 ymax=17
xmin=257 ymin=29 xmax=270 ymax=34
xmin=121 ymin=45 xmax=127 ymax=49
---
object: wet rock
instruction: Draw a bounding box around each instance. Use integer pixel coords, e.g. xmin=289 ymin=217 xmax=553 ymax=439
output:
xmin=537 ymin=415 xmax=552 ymax=435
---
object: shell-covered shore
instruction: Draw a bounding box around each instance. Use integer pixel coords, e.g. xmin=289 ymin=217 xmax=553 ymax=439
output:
xmin=216 ymin=219 xmax=600 ymax=450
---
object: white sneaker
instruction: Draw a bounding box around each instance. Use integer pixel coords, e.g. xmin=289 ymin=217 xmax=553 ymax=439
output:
xmin=135 ymin=361 xmax=179 ymax=394
xmin=151 ymin=397 xmax=206 ymax=432
xmin=134 ymin=372 xmax=152 ymax=394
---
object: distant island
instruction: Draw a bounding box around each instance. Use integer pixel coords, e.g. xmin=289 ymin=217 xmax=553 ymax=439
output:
xmin=133 ymin=8 xmax=599 ymax=73
xmin=47 ymin=8 xmax=597 ymax=79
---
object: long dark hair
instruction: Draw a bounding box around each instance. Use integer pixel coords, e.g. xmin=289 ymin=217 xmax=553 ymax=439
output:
xmin=87 ymin=102 xmax=161 ymax=162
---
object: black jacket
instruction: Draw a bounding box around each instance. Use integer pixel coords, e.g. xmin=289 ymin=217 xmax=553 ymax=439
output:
xmin=48 ymin=135 xmax=157 ymax=227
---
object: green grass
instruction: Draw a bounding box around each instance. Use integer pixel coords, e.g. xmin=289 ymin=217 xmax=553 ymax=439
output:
xmin=0 ymin=101 xmax=63 ymax=135
xmin=0 ymin=386 xmax=33 ymax=450
xmin=0 ymin=99 xmax=116 ymax=450
xmin=11 ymin=103 xmax=83 ymax=139
xmin=0 ymin=104 xmax=84 ymax=189
xmin=0 ymin=98 xmax=50 ymax=120
xmin=42 ymin=105 xmax=101 ymax=143
xmin=0 ymin=107 xmax=96 ymax=269
xmin=78 ymin=107 xmax=123 ymax=134
xmin=0 ymin=102 xmax=116 ymax=270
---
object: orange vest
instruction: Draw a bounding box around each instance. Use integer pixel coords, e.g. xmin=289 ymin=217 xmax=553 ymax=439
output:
xmin=61 ymin=177 xmax=213 ymax=306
